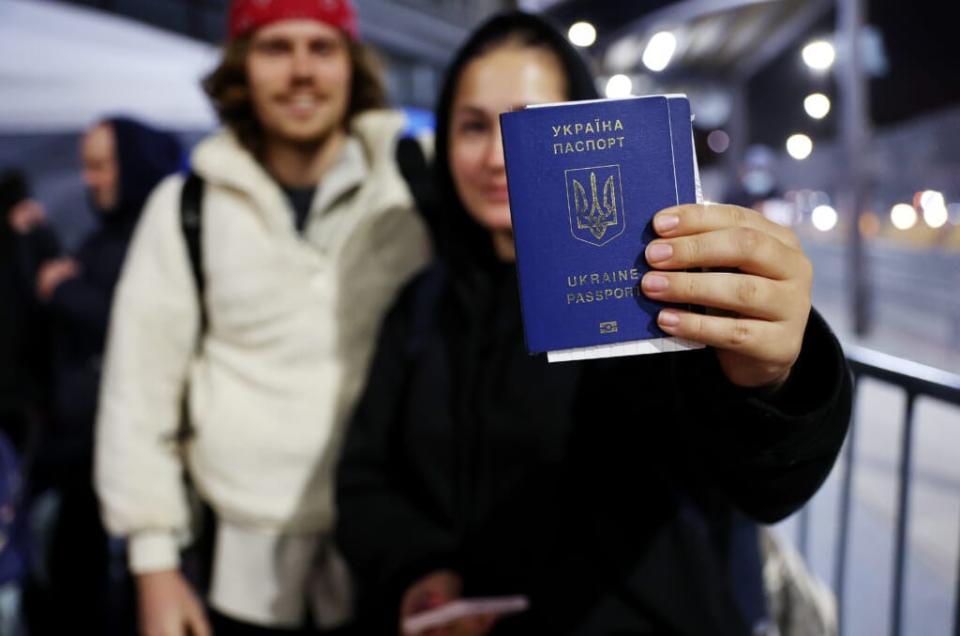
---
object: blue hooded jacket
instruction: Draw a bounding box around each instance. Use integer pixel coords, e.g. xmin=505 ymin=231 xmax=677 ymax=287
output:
xmin=42 ymin=117 xmax=182 ymax=472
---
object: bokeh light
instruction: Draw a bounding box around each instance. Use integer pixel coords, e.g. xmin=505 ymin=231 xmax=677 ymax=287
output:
xmin=802 ymin=40 xmax=835 ymax=71
xmin=605 ymin=74 xmax=633 ymax=98
xmin=568 ymin=21 xmax=597 ymax=48
xmin=890 ymin=203 xmax=918 ymax=230
xmin=642 ymin=31 xmax=677 ymax=72
xmin=804 ymin=93 xmax=831 ymax=119
xmin=919 ymin=190 xmax=948 ymax=228
xmin=707 ymin=130 xmax=730 ymax=153
xmin=811 ymin=204 xmax=838 ymax=231
xmin=786 ymin=134 xmax=813 ymax=160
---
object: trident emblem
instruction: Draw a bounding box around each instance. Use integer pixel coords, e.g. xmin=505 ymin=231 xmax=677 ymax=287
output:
xmin=572 ymin=171 xmax=619 ymax=240
xmin=565 ymin=164 xmax=624 ymax=246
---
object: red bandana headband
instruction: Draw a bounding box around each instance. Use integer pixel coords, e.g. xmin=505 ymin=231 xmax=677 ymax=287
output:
xmin=228 ymin=0 xmax=359 ymax=40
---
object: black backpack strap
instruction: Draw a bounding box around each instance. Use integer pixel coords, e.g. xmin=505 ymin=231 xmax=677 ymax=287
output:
xmin=173 ymin=172 xmax=205 ymax=450
xmin=179 ymin=171 xmax=207 ymax=341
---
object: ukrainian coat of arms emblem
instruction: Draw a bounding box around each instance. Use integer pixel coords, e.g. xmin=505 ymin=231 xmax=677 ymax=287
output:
xmin=565 ymin=165 xmax=625 ymax=246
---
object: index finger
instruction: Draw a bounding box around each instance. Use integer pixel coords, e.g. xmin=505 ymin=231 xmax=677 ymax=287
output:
xmin=653 ymin=203 xmax=801 ymax=250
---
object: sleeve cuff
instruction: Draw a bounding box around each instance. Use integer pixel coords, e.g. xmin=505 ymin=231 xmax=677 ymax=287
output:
xmin=673 ymin=307 xmax=853 ymax=461
xmin=128 ymin=530 xmax=181 ymax=574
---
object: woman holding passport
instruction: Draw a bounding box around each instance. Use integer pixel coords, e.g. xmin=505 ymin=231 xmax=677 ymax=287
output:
xmin=336 ymin=12 xmax=851 ymax=636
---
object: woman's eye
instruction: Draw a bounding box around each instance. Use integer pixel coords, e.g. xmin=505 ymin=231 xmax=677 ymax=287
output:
xmin=459 ymin=120 xmax=487 ymax=134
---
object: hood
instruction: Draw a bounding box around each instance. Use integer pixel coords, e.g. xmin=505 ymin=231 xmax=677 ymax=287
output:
xmin=95 ymin=117 xmax=183 ymax=231
xmin=428 ymin=11 xmax=600 ymax=283
xmin=0 ymin=169 xmax=30 ymax=246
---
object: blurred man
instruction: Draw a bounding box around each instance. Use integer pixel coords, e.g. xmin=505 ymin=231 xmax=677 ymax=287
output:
xmin=21 ymin=118 xmax=182 ymax=636
xmin=94 ymin=1 xmax=429 ymax=634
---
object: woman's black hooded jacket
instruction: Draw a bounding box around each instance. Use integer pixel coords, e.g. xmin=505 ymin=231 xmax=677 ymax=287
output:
xmin=335 ymin=12 xmax=852 ymax=636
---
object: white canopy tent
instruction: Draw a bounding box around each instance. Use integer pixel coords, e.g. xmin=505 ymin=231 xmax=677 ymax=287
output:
xmin=0 ymin=0 xmax=219 ymax=133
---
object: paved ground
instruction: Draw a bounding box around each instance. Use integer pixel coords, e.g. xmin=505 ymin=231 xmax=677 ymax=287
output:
xmin=774 ymin=242 xmax=960 ymax=635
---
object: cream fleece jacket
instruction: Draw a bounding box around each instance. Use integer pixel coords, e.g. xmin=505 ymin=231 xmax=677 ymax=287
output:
xmin=94 ymin=110 xmax=430 ymax=574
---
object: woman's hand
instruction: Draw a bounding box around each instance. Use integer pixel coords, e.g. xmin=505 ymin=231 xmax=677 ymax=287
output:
xmin=399 ymin=570 xmax=496 ymax=636
xmin=7 ymin=199 xmax=46 ymax=234
xmin=36 ymin=257 xmax=79 ymax=302
xmin=641 ymin=203 xmax=812 ymax=389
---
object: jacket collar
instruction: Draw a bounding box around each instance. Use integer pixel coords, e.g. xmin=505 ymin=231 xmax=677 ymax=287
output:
xmin=190 ymin=110 xmax=411 ymax=229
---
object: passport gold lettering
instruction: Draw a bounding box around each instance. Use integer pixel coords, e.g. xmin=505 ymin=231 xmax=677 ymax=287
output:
xmin=552 ymin=119 xmax=623 ymax=137
xmin=566 ymin=268 xmax=639 ymax=288
xmin=565 ymin=284 xmax=642 ymax=304
xmin=553 ymin=137 xmax=626 ymax=155
xmin=550 ymin=119 xmax=628 ymax=155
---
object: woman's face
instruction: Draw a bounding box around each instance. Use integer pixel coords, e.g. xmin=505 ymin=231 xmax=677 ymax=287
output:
xmin=448 ymin=44 xmax=567 ymax=259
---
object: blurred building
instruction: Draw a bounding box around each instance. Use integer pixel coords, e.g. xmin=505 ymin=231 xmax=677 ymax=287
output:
xmin=52 ymin=0 xmax=514 ymax=109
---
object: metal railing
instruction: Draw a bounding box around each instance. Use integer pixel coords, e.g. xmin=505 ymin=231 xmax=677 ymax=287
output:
xmin=797 ymin=344 xmax=960 ymax=636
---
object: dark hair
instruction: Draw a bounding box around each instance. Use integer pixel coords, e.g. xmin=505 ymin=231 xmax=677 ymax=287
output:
xmin=0 ymin=170 xmax=29 ymax=219
xmin=431 ymin=11 xmax=600 ymax=274
xmin=203 ymin=33 xmax=389 ymax=155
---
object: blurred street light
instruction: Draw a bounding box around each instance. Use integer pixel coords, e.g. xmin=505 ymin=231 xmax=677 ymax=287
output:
xmin=605 ymin=74 xmax=633 ymax=98
xmin=802 ymin=40 xmax=835 ymax=71
xmin=568 ymin=21 xmax=597 ymax=48
xmin=804 ymin=93 xmax=831 ymax=119
xmin=707 ymin=130 xmax=730 ymax=153
xmin=890 ymin=203 xmax=917 ymax=230
xmin=642 ymin=31 xmax=677 ymax=72
xmin=920 ymin=190 xmax=948 ymax=228
xmin=811 ymin=204 xmax=838 ymax=231
xmin=786 ymin=134 xmax=813 ymax=160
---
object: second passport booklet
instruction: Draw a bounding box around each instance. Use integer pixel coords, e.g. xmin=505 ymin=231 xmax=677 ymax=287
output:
xmin=500 ymin=95 xmax=704 ymax=362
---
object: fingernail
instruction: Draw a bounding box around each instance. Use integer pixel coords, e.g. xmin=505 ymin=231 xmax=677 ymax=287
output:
xmin=658 ymin=310 xmax=680 ymax=327
xmin=642 ymin=274 xmax=669 ymax=292
xmin=646 ymin=242 xmax=673 ymax=263
xmin=654 ymin=213 xmax=680 ymax=232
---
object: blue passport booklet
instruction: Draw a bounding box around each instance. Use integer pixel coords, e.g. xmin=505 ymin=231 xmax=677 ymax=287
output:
xmin=500 ymin=95 xmax=704 ymax=362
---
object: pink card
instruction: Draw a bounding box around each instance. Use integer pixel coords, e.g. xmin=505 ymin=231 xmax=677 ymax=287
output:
xmin=402 ymin=596 xmax=530 ymax=634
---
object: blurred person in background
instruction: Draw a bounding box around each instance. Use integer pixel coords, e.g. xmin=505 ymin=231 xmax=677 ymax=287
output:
xmin=94 ymin=0 xmax=429 ymax=634
xmin=0 ymin=169 xmax=54 ymax=636
xmin=0 ymin=169 xmax=55 ymax=453
xmin=335 ymin=12 xmax=851 ymax=636
xmin=20 ymin=116 xmax=182 ymax=636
